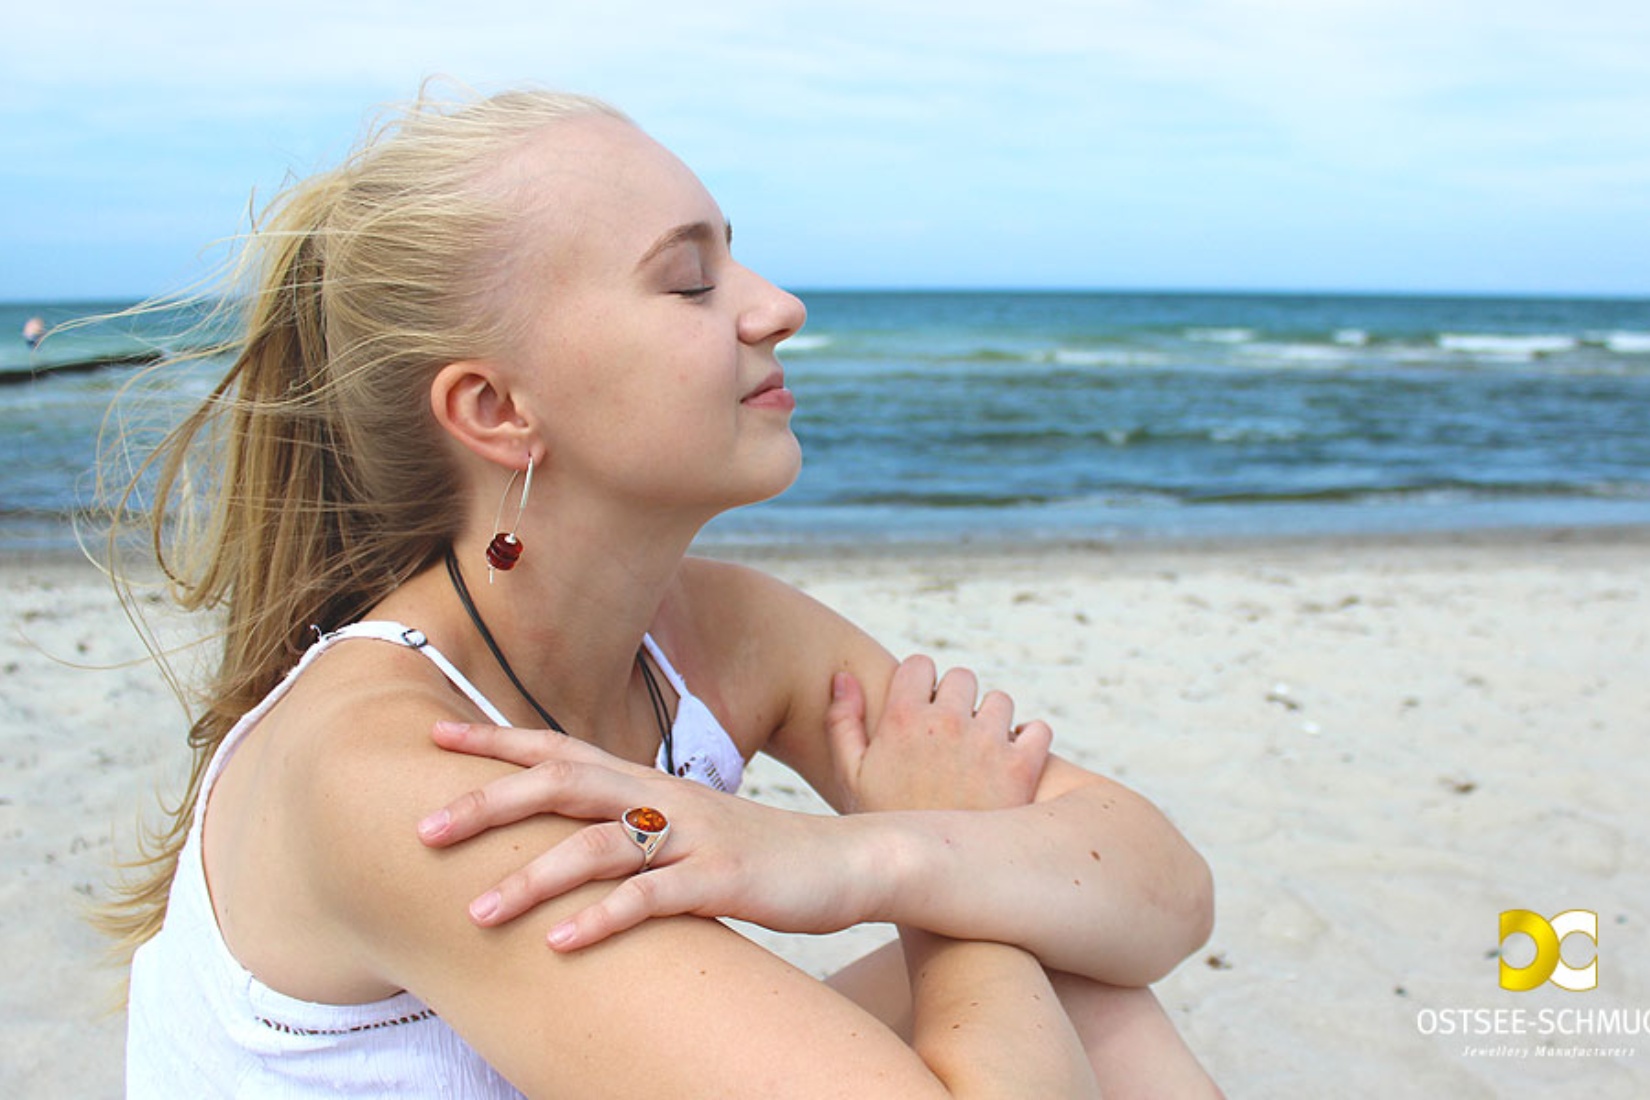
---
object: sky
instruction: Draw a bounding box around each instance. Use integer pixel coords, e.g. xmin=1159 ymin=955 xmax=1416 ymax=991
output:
xmin=3 ymin=0 xmax=1647 ymax=301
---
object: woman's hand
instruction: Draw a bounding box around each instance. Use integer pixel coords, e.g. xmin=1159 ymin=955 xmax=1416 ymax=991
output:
xmin=418 ymin=655 xmax=1051 ymax=948
xmin=826 ymin=654 xmax=1054 ymax=814
xmin=417 ymin=725 xmax=886 ymax=950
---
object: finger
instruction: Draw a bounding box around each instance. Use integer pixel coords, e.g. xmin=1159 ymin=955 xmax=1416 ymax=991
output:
xmin=932 ymin=666 xmax=979 ymax=712
xmin=824 ymin=671 xmax=870 ymax=773
xmin=973 ymin=689 xmax=1016 ymax=734
xmin=431 ymin=721 xmax=570 ymax=767
xmin=546 ymin=864 xmax=691 ymax=951
xmin=1011 ymin=719 xmax=1055 ymax=758
xmin=417 ymin=759 xmax=652 ymax=846
xmin=470 ymin=822 xmax=639 ymax=926
xmin=885 ymin=654 xmax=938 ymax=713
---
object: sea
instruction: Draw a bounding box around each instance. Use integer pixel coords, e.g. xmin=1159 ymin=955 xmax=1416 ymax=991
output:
xmin=3 ymin=291 xmax=1649 ymax=554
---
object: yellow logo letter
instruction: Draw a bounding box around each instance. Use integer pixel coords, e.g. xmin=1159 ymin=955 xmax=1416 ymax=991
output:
xmin=1499 ymin=909 xmax=1597 ymax=992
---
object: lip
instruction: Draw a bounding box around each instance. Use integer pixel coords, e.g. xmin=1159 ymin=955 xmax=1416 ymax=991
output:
xmin=741 ymin=370 xmax=795 ymax=411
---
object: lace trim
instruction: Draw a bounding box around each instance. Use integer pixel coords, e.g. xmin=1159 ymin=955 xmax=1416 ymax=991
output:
xmin=678 ymin=753 xmax=729 ymax=792
xmin=256 ymin=1008 xmax=438 ymax=1036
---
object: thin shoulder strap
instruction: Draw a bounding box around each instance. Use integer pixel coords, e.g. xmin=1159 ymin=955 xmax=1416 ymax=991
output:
xmin=196 ymin=621 xmax=512 ymax=821
xmin=639 ymin=633 xmax=689 ymax=697
xmin=325 ymin=622 xmax=513 ymax=726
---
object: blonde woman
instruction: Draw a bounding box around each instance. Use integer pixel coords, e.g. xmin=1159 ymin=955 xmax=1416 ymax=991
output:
xmin=109 ymin=88 xmax=1219 ymax=1098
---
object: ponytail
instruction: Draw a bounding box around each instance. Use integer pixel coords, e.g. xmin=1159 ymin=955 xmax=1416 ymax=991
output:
xmin=96 ymin=86 xmax=625 ymax=964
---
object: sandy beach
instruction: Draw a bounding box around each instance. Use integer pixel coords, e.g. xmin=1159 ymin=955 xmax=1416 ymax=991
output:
xmin=3 ymin=530 xmax=1647 ymax=1097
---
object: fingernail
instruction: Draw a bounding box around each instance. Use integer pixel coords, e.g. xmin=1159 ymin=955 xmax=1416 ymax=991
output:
xmin=547 ymin=923 xmax=576 ymax=949
xmin=433 ymin=720 xmax=468 ymax=737
xmin=417 ymin=810 xmax=450 ymax=841
xmin=469 ymin=891 xmax=500 ymax=923
xmin=831 ymin=672 xmax=847 ymax=699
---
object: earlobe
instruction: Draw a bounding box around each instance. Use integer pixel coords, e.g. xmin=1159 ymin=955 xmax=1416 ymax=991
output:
xmin=429 ymin=360 xmax=535 ymax=467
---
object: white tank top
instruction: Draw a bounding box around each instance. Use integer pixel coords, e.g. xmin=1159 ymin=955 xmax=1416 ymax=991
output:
xmin=127 ymin=621 xmax=745 ymax=1097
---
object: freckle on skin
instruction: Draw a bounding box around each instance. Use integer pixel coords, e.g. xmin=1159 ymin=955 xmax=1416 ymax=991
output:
xmin=1089 ymin=850 xmax=1101 ymax=861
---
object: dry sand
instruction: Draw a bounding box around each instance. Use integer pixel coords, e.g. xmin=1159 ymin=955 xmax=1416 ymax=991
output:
xmin=3 ymin=530 xmax=1647 ymax=1097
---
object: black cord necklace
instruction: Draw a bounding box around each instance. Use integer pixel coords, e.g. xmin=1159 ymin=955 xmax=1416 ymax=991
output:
xmin=443 ymin=547 xmax=675 ymax=774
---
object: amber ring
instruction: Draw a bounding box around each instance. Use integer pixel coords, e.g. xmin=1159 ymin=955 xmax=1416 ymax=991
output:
xmin=621 ymin=807 xmax=670 ymax=870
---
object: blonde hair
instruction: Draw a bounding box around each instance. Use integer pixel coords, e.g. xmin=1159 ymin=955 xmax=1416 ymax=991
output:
xmin=98 ymin=86 xmax=627 ymax=961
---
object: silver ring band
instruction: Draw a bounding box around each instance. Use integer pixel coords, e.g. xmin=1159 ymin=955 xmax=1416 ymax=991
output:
xmin=622 ymin=807 xmax=670 ymax=869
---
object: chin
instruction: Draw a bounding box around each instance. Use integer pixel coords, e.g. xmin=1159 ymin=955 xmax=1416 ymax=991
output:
xmin=731 ymin=437 xmax=803 ymax=508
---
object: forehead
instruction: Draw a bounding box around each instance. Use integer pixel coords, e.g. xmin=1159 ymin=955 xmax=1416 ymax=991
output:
xmin=502 ymin=114 xmax=721 ymax=275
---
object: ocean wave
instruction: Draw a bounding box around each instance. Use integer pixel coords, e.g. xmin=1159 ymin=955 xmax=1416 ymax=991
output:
xmin=1185 ymin=327 xmax=1256 ymax=344
xmin=1598 ymin=331 xmax=1650 ymax=354
xmin=828 ymin=489 xmax=1060 ymax=509
xmin=807 ymin=478 xmax=1650 ymax=514
xmin=1171 ymin=481 xmax=1649 ymax=509
xmin=1237 ymin=341 xmax=1358 ymax=366
xmin=1437 ymin=333 xmax=1579 ymax=359
xmin=952 ymin=423 xmax=1312 ymax=448
xmin=781 ymin=327 xmax=1650 ymax=374
xmin=1049 ymin=347 xmax=1167 ymax=368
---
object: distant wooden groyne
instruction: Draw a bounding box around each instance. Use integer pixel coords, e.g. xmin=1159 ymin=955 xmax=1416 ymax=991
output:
xmin=0 ymin=350 xmax=165 ymax=386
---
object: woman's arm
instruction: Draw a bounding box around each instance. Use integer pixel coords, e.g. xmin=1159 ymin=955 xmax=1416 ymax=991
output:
xmin=422 ymin=562 xmax=1212 ymax=987
xmin=820 ymin=661 xmax=1215 ymax=987
xmin=297 ymin=688 xmax=1098 ymax=1098
xmin=700 ymin=559 xmax=1215 ymax=986
xmin=416 ymin=559 xmax=1211 ymax=985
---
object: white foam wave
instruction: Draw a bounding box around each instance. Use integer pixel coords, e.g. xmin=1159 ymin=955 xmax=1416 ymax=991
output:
xmin=779 ymin=334 xmax=832 ymax=352
xmin=1186 ymin=327 xmax=1255 ymax=344
xmin=1241 ymin=341 xmax=1355 ymax=366
xmin=1438 ymin=333 xmax=1578 ymax=359
xmin=1051 ymin=347 xmax=1166 ymax=367
xmin=1333 ymin=328 xmax=1369 ymax=346
xmin=1601 ymin=331 xmax=1650 ymax=355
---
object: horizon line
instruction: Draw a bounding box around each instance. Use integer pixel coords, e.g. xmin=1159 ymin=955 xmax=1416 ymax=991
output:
xmin=7 ymin=285 xmax=1650 ymax=309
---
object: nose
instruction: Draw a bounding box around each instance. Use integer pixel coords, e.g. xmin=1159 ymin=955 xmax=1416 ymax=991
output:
xmin=738 ymin=268 xmax=807 ymax=346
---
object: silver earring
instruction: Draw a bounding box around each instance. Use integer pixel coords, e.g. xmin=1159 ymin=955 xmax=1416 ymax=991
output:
xmin=484 ymin=456 xmax=533 ymax=583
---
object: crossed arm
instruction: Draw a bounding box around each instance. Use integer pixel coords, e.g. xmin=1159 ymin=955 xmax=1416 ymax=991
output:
xmin=418 ymin=560 xmax=1214 ymax=988
xmin=293 ymin=652 xmax=1101 ymax=1097
xmin=294 ymin=560 xmax=1212 ymax=1096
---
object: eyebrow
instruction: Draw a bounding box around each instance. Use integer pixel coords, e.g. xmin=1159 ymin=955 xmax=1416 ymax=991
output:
xmin=634 ymin=219 xmax=733 ymax=270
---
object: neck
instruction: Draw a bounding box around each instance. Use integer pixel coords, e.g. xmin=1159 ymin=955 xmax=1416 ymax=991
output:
xmin=386 ymin=498 xmax=702 ymax=751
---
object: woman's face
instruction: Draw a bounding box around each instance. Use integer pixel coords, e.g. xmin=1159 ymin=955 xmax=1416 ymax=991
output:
xmin=496 ymin=114 xmax=807 ymax=521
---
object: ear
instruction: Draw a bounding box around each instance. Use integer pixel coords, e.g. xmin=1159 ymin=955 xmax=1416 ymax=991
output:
xmin=429 ymin=359 xmax=537 ymax=469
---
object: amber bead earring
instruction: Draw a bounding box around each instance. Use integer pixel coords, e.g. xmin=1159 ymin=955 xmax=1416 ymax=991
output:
xmin=484 ymin=456 xmax=533 ymax=583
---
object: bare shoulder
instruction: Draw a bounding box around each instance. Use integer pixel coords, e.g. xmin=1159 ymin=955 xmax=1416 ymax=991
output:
xmin=664 ymin=559 xmax=896 ymax=802
xmin=673 ymin=554 xmax=814 ymax=616
xmin=670 ymin=556 xmax=875 ymax=660
xmin=226 ymin=631 xmax=945 ymax=1098
xmin=204 ymin=634 xmax=514 ymax=1000
xmin=664 ymin=559 xmax=885 ymax=739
